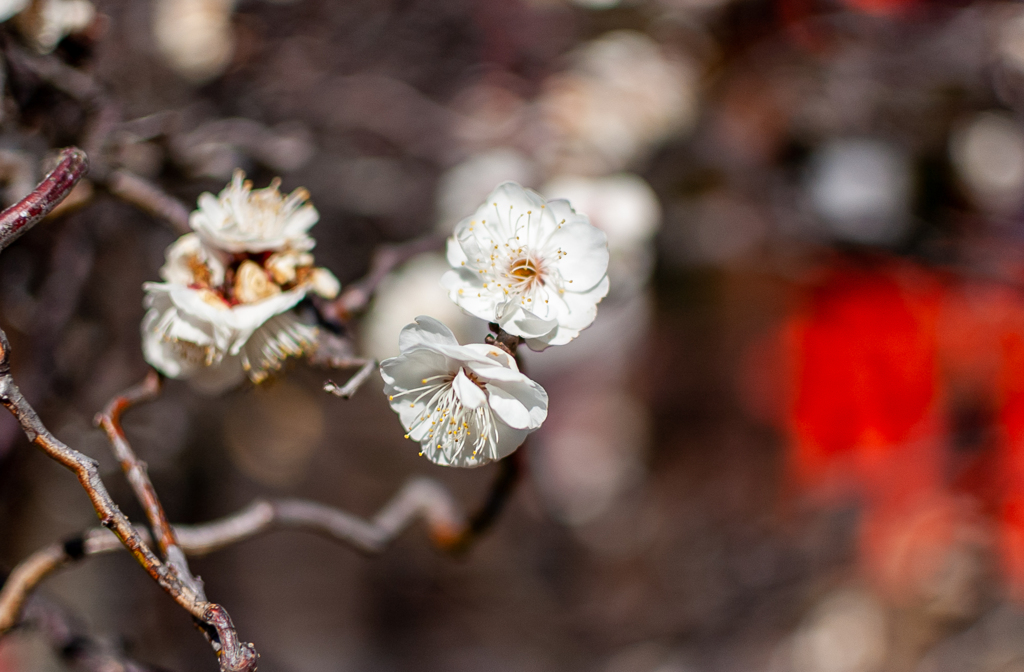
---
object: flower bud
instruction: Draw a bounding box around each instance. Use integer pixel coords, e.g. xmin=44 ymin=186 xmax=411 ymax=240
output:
xmin=310 ymin=267 xmax=341 ymax=299
xmin=234 ymin=260 xmax=281 ymax=304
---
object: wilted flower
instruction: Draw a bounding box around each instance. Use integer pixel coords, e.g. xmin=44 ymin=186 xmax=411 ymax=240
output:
xmin=190 ymin=169 xmax=319 ymax=253
xmin=141 ymin=175 xmax=339 ymax=392
xmin=380 ymin=316 xmax=548 ymax=468
xmin=442 ymin=182 xmax=610 ymax=350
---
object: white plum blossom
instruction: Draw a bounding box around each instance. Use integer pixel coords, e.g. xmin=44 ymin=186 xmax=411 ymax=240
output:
xmin=141 ymin=173 xmax=340 ymax=393
xmin=190 ymin=169 xmax=319 ymax=253
xmin=381 ymin=316 xmax=548 ymax=468
xmin=441 ymin=182 xmax=610 ymax=350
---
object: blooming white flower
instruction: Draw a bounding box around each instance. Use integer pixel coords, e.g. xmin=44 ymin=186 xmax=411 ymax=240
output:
xmin=190 ymin=169 xmax=319 ymax=253
xmin=441 ymin=182 xmax=610 ymax=350
xmin=381 ymin=316 xmax=548 ymax=468
xmin=141 ymin=174 xmax=340 ymax=392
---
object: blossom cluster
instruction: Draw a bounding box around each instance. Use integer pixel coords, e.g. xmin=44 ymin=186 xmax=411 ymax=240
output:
xmin=141 ymin=171 xmax=339 ymax=393
xmin=141 ymin=174 xmax=609 ymax=469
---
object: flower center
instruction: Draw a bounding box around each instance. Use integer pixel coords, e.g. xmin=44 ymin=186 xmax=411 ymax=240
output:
xmin=509 ymin=258 xmax=541 ymax=281
xmin=395 ymin=372 xmax=498 ymax=462
xmin=464 ymin=369 xmax=487 ymax=390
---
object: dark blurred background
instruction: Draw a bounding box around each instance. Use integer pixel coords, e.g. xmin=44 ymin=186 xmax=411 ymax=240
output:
xmin=5 ymin=0 xmax=1024 ymax=670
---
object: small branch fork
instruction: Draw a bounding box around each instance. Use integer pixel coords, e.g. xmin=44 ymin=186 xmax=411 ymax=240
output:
xmin=321 ymin=233 xmax=444 ymax=323
xmin=94 ymin=370 xmax=208 ymax=601
xmin=0 ymin=151 xmax=256 ymax=671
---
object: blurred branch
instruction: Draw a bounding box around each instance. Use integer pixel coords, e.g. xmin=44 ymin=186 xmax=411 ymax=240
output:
xmin=1 ymin=457 xmax=526 ymax=629
xmin=0 ymin=147 xmax=87 ymax=251
xmin=103 ymin=169 xmax=191 ymax=234
xmin=3 ymin=43 xmax=102 ymax=104
xmin=95 ymin=371 xmax=207 ymax=601
xmin=448 ymin=451 xmax=524 ymax=555
xmin=0 ymin=477 xmax=465 ymax=629
xmin=19 ymin=595 xmax=165 ymax=672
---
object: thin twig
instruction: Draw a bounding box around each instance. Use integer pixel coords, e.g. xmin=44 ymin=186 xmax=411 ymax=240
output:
xmin=94 ymin=371 xmax=206 ymax=601
xmin=0 ymin=147 xmax=88 ymax=251
xmin=104 ymin=169 xmax=191 ymax=234
xmin=323 ymin=233 xmax=444 ymax=322
xmin=323 ymin=358 xmax=376 ymax=398
xmin=0 ymin=478 xmax=466 ymax=630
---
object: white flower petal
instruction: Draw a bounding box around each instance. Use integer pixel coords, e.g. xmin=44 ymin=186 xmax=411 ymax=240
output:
xmin=453 ymin=368 xmax=487 ymax=409
xmin=543 ymin=212 xmax=610 ymax=290
xmin=190 ymin=169 xmax=319 ymax=253
xmin=398 ymin=315 xmax=460 ymax=352
xmin=160 ymin=233 xmax=226 ymax=286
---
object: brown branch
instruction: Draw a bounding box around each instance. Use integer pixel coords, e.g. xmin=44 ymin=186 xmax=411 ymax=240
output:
xmin=446 ymin=451 xmax=524 ymax=555
xmin=0 ymin=451 xmax=525 ymax=629
xmin=0 ymin=147 xmax=88 ymax=251
xmin=94 ymin=371 xmax=207 ymax=601
xmin=0 ymin=329 xmax=256 ymax=670
xmin=0 ymin=478 xmax=466 ymax=631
